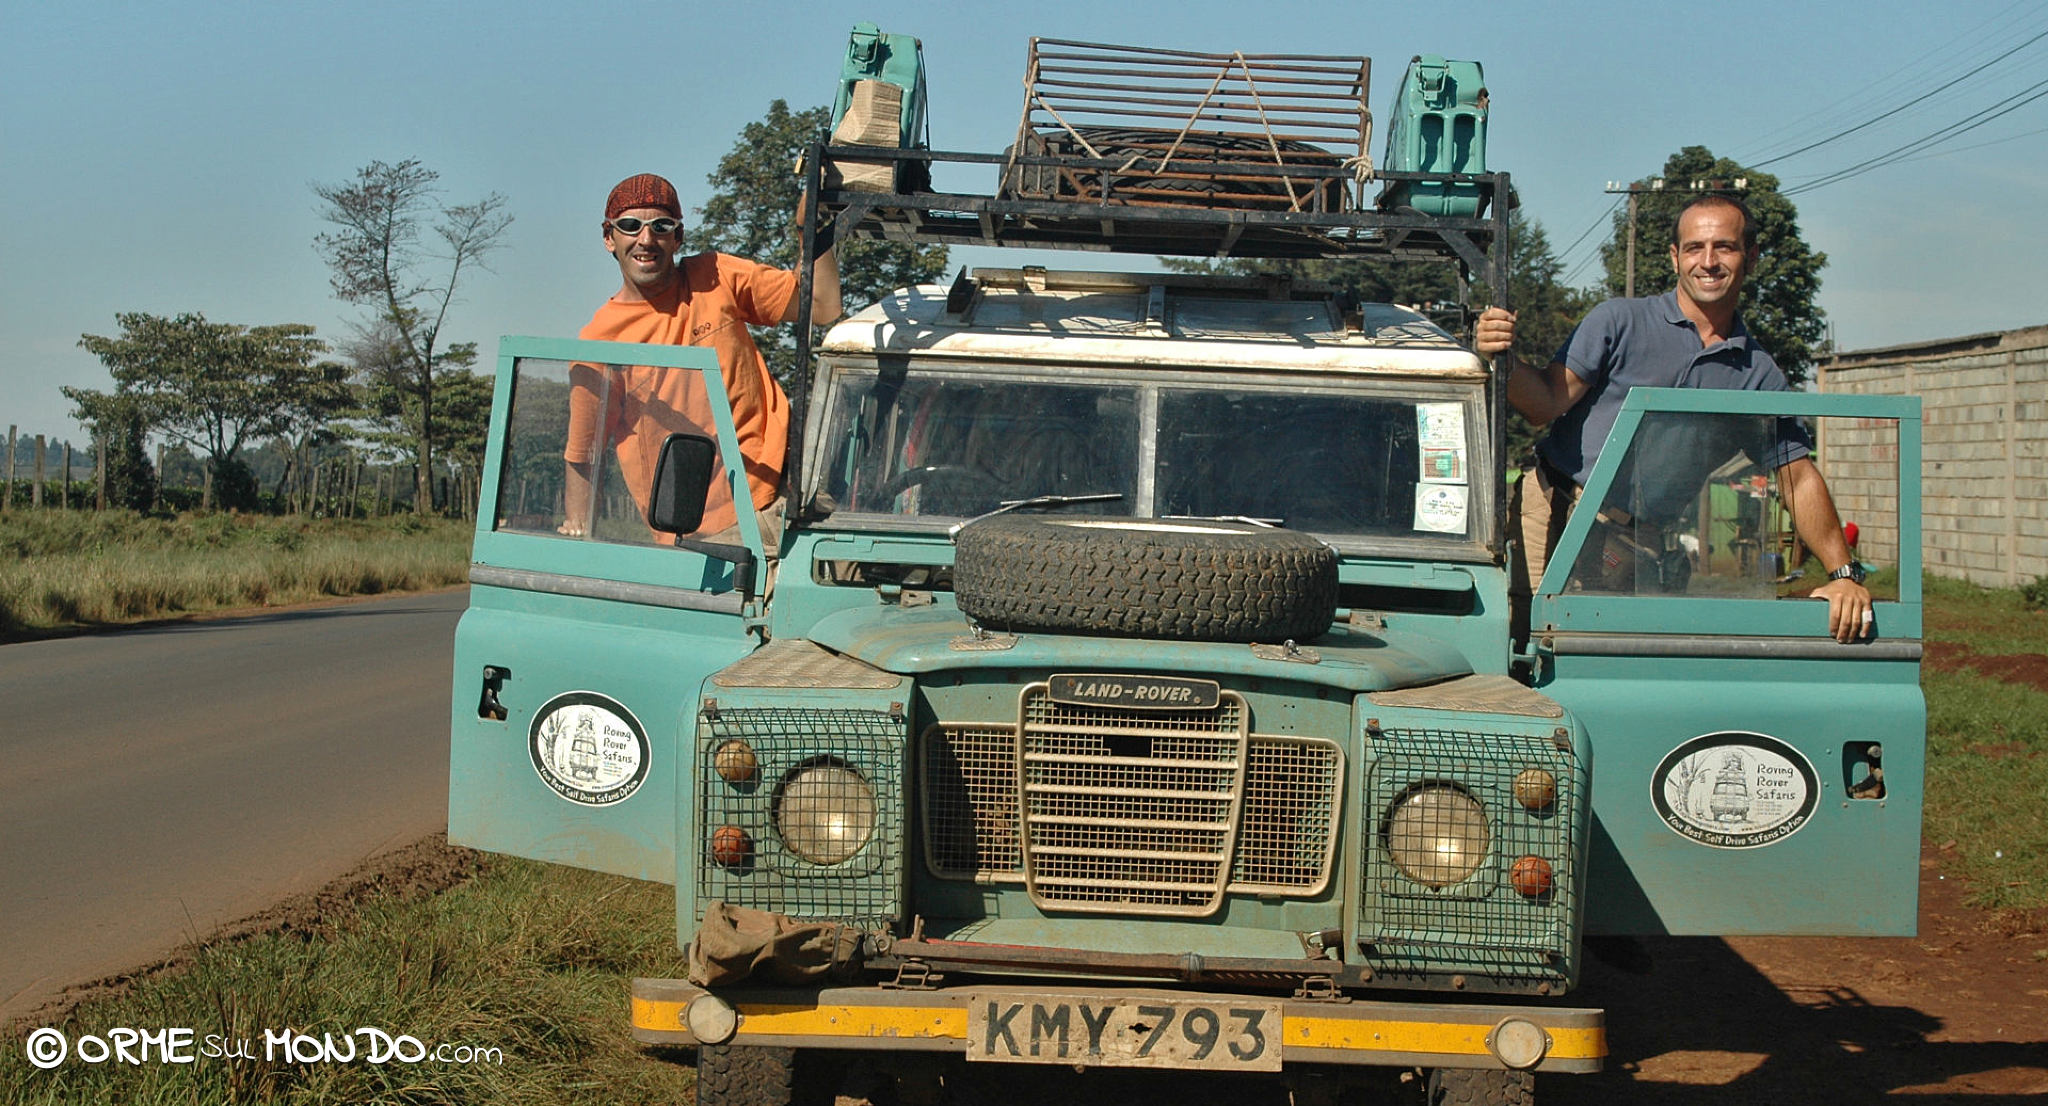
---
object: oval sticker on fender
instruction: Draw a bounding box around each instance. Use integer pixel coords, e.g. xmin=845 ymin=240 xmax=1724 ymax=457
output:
xmin=530 ymin=691 xmax=650 ymax=806
xmin=1651 ymin=732 xmax=1818 ymax=849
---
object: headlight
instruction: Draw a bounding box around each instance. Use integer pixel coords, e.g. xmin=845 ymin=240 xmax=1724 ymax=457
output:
xmin=1385 ymin=783 xmax=1489 ymax=887
xmin=773 ymin=760 xmax=878 ymax=865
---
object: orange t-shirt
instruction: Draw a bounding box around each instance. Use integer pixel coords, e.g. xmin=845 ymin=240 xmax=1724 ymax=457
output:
xmin=566 ymin=252 xmax=797 ymax=534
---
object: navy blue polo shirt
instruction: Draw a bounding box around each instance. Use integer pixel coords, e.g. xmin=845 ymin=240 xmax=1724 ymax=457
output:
xmin=1536 ymin=291 xmax=1810 ymax=488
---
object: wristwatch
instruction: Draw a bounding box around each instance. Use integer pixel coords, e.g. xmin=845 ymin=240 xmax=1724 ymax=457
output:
xmin=1827 ymin=561 xmax=1867 ymax=585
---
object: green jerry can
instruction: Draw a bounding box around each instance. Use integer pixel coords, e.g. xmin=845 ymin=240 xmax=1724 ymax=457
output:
xmin=1380 ymin=54 xmax=1488 ymax=216
xmin=826 ymin=22 xmax=929 ymax=192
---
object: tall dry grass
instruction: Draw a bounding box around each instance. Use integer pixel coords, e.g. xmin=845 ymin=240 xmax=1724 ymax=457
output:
xmin=0 ymin=510 xmax=470 ymax=638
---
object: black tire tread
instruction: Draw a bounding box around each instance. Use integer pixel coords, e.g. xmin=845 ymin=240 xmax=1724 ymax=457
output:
xmin=1426 ymin=1068 xmax=1536 ymax=1106
xmin=696 ymin=1044 xmax=795 ymax=1106
xmin=953 ymin=515 xmax=1338 ymax=643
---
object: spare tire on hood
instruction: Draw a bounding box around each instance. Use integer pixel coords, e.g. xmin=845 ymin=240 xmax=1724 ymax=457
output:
xmin=952 ymin=514 xmax=1338 ymax=643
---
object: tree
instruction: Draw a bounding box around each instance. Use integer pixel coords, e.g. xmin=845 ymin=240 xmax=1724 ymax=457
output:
xmin=70 ymin=312 xmax=346 ymax=510
xmin=66 ymin=390 xmax=156 ymax=510
xmin=313 ymin=159 xmax=511 ymax=514
xmin=687 ymin=100 xmax=950 ymax=384
xmin=1600 ymin=146 xmax=1828 ymax=384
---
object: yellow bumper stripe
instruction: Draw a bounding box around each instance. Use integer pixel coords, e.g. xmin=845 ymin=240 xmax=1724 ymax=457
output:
xmin=633 ymin=998 xmax=968 ymax=1040
xmin=1287 ymin=1014 xmax=1605 ymax=1060
xmin=632 ymin=998 xmax=1604 ymax=1061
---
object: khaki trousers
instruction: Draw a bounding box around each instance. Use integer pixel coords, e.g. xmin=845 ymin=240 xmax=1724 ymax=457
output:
xmin=1508 ymin=464 xmax=1581 ymax=642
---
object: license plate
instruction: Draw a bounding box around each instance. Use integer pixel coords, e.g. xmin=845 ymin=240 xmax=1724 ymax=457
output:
xmin=966 ymin=995 xmax=1283 ymax=1071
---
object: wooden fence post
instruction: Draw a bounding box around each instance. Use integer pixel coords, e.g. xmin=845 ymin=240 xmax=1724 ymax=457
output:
xmin=4 ymin=424 xmax=15 ymax=513
xmin=33 ymin=434 xmax=45 ymax=508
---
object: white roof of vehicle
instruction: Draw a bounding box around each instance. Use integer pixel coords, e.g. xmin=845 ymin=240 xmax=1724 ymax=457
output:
xmin=819 ymin=271 xmax=1488 ymax=378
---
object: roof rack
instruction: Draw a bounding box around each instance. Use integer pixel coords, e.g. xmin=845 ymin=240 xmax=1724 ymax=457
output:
xmin=810 ymin=146 xmax=1507 ymax=270
xmin=785 ymin=137 xmax=1513 ymax=516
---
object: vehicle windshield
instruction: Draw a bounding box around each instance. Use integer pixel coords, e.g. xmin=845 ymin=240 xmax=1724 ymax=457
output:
xmin=814 ymin=364 xmax=1484 ymax=542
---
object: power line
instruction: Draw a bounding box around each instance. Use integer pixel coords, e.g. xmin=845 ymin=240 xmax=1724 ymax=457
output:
xmin=1784 ymin=76 xmax=2048 ymax=195
xmin=1736 ymin=0 xmax=2048 ymax=163
xmin=1888 ymin=121 xmax=2048 ymax=164
xmin=1552 ymin=197 xmax=1623 ymax=269
xmin=1749 ymin=26 xmax=2048 ymax=168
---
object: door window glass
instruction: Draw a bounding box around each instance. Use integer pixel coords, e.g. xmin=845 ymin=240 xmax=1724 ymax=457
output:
xmin=1563 ymin=412 xmax=1901 ymax=601
xmin=494 ymin=358 xmax=729 ymax=545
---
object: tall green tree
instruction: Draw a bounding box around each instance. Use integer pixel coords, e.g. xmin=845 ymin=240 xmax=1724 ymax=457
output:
xmin=65 ymin=390 xmax=156 ymax=510
xmin=686 ymin=99 xmax=950 ymax=384
xmin=69 ymin=312 xmax=347 ymax=510
xmin=312 ymin=159 xmax=511 ymax=514
xmin=1600 ymin=146 xmax=1828 ymax=384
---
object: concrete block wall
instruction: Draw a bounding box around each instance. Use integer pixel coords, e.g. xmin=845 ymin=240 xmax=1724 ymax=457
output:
xmin=1819 ymin=325 xmax=2048 ymax=589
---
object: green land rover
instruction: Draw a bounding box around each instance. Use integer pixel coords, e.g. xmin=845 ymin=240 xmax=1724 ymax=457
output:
xmin=448 ymin=40 xmax=1923 ymax=1106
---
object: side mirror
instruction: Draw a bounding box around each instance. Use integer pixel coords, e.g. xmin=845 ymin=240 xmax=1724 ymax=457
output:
xmin=648 ymin=432 xmax=718 ymax=536
xmin=648 ymin=431 xmax=759 ymax=601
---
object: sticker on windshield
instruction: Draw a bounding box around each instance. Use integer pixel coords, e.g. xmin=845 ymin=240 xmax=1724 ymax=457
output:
xmin=530 ymin=691 xmax=650 ymax=806
xmin=1416 ymin=403 xmax=1465 ymax=450
xmin=1652 ymin=732 xmax=1818 ymax=849
xmin=1420 ymin=447 xmax=1466 ymax=483
xmin=1413 ymin=483 xmax=1467 ymax=533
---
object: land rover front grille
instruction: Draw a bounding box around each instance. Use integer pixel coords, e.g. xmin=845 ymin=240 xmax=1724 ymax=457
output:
xmin=922 ymin=687 xmax=1342 ymax=916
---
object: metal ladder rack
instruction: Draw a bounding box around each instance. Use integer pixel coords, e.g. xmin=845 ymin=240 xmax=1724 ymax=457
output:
xmin=784 ymin=140 xmax=1513 ymax=533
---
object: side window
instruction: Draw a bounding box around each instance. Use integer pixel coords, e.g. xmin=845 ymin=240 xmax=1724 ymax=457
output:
xmin=1564 ymin=412 xmax=1901 ymax=601
xmin=493 ymin=357 xmax=733 ymax=545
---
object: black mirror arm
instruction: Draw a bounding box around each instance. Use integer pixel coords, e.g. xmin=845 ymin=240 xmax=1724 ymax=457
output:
xmin=673 ymin=538 xmax=757 ymax=600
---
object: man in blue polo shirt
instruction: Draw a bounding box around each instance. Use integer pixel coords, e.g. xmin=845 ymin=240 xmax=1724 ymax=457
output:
xmin=1476 ymin=194 xmax=1872 ymax=644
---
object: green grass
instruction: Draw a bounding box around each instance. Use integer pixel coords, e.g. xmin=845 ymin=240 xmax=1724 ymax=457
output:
xmin=0 ymin=510 xmax=471 ymax=639
xmin=0 ymin=856 xmax=696 ymax=1106
xmin=1916 ymin=573 xmax=2048 ymax=916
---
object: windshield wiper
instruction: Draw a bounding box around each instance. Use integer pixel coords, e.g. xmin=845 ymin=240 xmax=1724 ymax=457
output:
xmin=948 ymin=492 xmax=1125 ymax=538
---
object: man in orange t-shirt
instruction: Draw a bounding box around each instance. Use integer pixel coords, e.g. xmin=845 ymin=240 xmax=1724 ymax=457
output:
xmin=561 ymin=172 xmax=841 ymax=540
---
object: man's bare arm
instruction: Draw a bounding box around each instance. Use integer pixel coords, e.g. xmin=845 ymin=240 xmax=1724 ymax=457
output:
xmin=1475 ymin=308 xmax=1586 ymax=426
xmin=1777 ymin=456 xmax=1873 ymax=643
xmin=559 ymin=461 xmax=595 ymax=537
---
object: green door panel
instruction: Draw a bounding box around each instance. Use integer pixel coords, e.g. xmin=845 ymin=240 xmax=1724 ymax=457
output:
xmin=449 ymin=337 xmax=759 ymax=879
xmin=450 ymin=592 xmax=754 ymax=881
xmin=1533 ymin=389 xmax=1925 ymax=936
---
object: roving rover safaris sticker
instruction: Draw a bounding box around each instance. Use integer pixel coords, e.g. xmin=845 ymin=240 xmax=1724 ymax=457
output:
xmin=1651 ymin=731 xmax=1818 ymax=848
xmin=530 ymin=691 xmax=649 ymax=806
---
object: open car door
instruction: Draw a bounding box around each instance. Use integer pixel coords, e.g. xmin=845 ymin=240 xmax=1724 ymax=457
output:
xmin=449 ymin=338 xmax=770 ymax=882
xmin=1531 ymin=387 xmax=1923 ymax=935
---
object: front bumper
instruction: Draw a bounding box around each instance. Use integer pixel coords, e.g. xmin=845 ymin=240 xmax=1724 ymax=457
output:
xmin=630 ymin=978 xmax=1604 ymax=1073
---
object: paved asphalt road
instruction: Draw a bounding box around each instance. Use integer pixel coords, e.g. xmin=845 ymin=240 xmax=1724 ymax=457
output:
xmin=0 ymin=590 xmax=465 ymax=1022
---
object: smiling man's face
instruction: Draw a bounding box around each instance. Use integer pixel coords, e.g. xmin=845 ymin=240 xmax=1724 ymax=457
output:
xmin=605 ymin=207 xmax=683 ymax=298
xmin=1669 ymin=201 xmax=1754 ymax=314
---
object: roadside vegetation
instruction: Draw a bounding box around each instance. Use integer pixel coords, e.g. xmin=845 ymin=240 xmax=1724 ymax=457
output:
xmin=0 ymin=510 xmax=469 ymax=640
xmin=3 ymin=574 xmax=2041 ymax=1105
xmin=1918 ymin=574 xmax=2048 ymax=917
xmin=0 ymin=850 xmax=693 ymax=1106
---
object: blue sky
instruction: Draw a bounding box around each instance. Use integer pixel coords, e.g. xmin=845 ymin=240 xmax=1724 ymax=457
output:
xmin=5 ymin=0 xmax=2045 ymax=443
